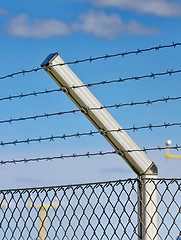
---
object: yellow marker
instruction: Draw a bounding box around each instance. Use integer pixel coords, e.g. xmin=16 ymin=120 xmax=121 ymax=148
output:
xmin=166 ymin=140 xmax=181 ymax=160
xmin=0 ymin=198 xmax=6 ymax=208
xmin=28 ymin=196 xmax=58 ymax=240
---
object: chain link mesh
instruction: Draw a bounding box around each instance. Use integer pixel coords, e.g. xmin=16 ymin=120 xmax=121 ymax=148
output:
xmin=0 ymin=178 xmax=180 ymax=239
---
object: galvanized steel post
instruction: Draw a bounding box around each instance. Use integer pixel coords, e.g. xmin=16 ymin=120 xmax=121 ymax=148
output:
xmin=41 ymin=53 xmax=158 ymax=239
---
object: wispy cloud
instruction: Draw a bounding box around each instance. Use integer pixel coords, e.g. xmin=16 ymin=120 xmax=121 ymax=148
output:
xmin=73 ymin=11 xmax=159 ymax=40
xmin=80 ymin=0 xmax=181 ymax=17
xmin=5 ymin=11 xmax=159 ymax=40
xmin=6 ymin=14 xmax=71 ymax=39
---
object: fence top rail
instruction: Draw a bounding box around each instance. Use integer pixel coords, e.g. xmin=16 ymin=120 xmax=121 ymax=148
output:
xmin=0 ymin=178 xmax=181 ymax=193
xmin=0 ymin=178 xmax=138 ymax=193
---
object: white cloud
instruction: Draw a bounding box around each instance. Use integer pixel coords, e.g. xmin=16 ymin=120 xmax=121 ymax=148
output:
xmin=73 ymin=11 xmax=124 ymax=40
xmin=81 ymin=0 xmax=181 ymax=17
xmin=6 ymin=14 xmax=71 ymax=39
xmin=125 ymin=20 xmax=160 ymax=35
xmin=73 ymin=11 xmax=159 ymax=40
xmin=5 ymin=12 xmax=159 ymax=40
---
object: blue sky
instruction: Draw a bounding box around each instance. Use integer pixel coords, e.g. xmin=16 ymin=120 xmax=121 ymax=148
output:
xmin=0 ymin=0 xmax=181 ymax=189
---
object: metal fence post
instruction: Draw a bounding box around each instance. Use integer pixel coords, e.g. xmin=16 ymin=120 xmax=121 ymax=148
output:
xmin=138 ymin=174 xmax=158 ymax=240
xmin=41 ymin=53 xmax=159 ymax=239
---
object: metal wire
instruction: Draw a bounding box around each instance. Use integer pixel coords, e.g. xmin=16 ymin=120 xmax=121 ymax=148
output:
xmin=1 ymin=145 xmax=180 ymax=165
xmin=0 ymin=88 xmax=63 ymax=102
xmin=0 ymin=178 xmax=180 ymax=239
xmin=1 ymin=96 xmax=180 ymax=124
xmin=0 ymin=122 xmax=180 ymax=147
xmin=1 ymin=68 xmax=181 ymax=102
xmin=0 ymin=42 xmax=180 ymax=80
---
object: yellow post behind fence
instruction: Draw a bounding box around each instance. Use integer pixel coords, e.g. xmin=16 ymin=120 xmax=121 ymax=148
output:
xmin=28 ymin=197 xmax=58 ymax=240
xmin=166 ymin=140 xmax=181 ymax=160
xmin=0 ymin=198 xmax=6 ymax=208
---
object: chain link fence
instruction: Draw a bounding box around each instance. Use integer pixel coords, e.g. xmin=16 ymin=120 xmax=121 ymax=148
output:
xmin=0 ymin=178 xmax=180 ymax=239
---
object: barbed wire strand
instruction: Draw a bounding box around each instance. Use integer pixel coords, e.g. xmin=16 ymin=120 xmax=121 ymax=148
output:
xmin=1 ymin=145 xmax=181 ymax=165
xmin=0 ymin=42 xmax=180 ymax=80
xmin=0 ymin=122 xmax=180 ymax=147
xmin=1 ymin=68 xmax=181 ymax=102
xmin=1 ymin=96 xmax=180 ymax=124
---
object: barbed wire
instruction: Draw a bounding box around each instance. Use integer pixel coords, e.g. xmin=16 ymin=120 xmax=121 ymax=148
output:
xmin=1 ymin=42 xmax=180 ymax=80
xmin=0 ymin=88 xmax=62 ymax=102
xmin=1 ymin=145 xmax=180 ymax=165
xmin=0 ymin=122 xmax=180 ymax=147
xmin=1 ymin=96 xmax=180 ymax=124
xmin=1 ymin=68 xmax=181 ymax=102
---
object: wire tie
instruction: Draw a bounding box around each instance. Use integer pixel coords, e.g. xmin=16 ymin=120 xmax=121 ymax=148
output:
xmin=22 ymin=70 xmax=25 ymax=75
xmin=61 ymin=86 xmax=69 ymax=93
xmin=80 ymin=107 xmax=88 ymax=114
xmin=9 ymin=95 xmax=12 ymax=100
xmin=0 ymin=141 xmax=4 ymax=147
xmin=104 ymin=54 xmax=109 ymax=59
xmin=1 ymin=161 xmax=5 ymax=165
xmin=13 ymin=140 xmax=17 ymax=145
xmin=99 ymin=129 xmax=107 ymax=136
xmin=116 ymin=150 xmax=124 ymax=156
xmin=20 ymin=93 xmax=24 ymax=98
xmin=99 ymin=151 xmax=103 ymax=155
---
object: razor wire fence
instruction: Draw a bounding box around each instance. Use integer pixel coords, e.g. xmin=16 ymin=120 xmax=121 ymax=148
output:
xmin=0 ymin=178 xmax=180 ymax=240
